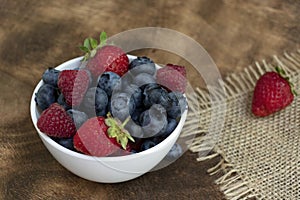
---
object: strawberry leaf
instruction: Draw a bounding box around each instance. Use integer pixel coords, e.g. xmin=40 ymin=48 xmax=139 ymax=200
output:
xmin=83 ymin=38 xmax=91 ymax=50
xmin=275 ymin=66 xmax=297 ymax=96
xmin=105 ymin=113 xmax=134 ymax=149
xmin=79 ymin=32 xmax=109 ymax=62
xmin=79 ymin=46 xmax=89 ymax=53
xmin=105 ymin=117 xmax=114 ymax=127
xmin=89 ymin=38 xmax=98 ymax=49
xmin=100 ymin=31 xmax=107 ymax=47
xmin=107 ymin=127 xmax=118 ymax=138
xmin=275 ymin=66 xmax=286 ymax=76
xmin=125 ymin=132 xmax=135 ymax=142
xmin=120 ymin=136 xmax=128 ymax=150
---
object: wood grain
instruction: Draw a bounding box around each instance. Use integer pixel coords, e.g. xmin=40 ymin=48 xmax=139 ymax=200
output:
xmin=1 ymin=0 xmax=299 ymax=199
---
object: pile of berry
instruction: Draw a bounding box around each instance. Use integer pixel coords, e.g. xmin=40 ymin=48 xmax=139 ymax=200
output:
xmin=35 ymin=33 xmax=187 ymax=157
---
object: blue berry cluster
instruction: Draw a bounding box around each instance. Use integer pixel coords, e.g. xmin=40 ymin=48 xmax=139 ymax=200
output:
xmin=35 ymin=56 xmax=187 ymax=158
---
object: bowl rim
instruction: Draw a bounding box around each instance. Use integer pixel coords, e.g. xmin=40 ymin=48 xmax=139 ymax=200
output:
xmin=30 ymin=55 xmax=188 ymax=162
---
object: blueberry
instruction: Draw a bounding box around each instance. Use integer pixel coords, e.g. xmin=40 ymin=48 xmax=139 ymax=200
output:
xmin=167 ymin=92 xmax=187 ymax=119
xmin=139 ymin=104 xmax=168 ymax=138
xmin=130 ymin=107 xmax=145 ymax=124
xmin=57 ymin=93 xmax=71 ymax=110
xmin=129 ymin=56 xmax=156 ymax=75
xmin=95 ymin=87 xmax=109 ymax=116
xmin=35 ymin=84 xmax=58 ymax=110
xmin=110 ymin=92 xmax=136 ymax=121
xmin=120 ymin=71 xmax=134 ymax=89
xmin=57 ymin=137 xmax=75 ymax=151
xmin=97 ymin=72 xmax=120 ymax=96
xmin=67 ymin=109 xmax=88 ymax=128
xmin=159 ymin=118 xmax=178 ymax=138
xmin=166 ymin=143 xmax=183 ymax=160
xmin=124 ymin=119 xmax=144 ymax=139
xmin=151 ymin=136 xmax=164 ymax=144
xmin=124 ymin=84 xmax=143 ymax=108
xmin=140 ymin=139 xmax=157 ymax=151
xmin=130 ymin=149 xmax=138 ymax=154
xmin=42 ymin=68 xmax=60 ymax=87
xmin=133 ymin=73 xmax=156 ymax=87
xmin=82 ymin=87 xmax=108 ymax=117
xmin=143 ymin=83 xmax=170 ymax=108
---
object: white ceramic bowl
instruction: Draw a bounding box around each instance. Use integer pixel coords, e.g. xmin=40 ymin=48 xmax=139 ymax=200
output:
xmin=30 ymin=56 xmax=188 ymax=183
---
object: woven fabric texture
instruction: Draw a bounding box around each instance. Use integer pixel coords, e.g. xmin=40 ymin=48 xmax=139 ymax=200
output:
xmin=181 ymin=50 xmax=300 ymax=200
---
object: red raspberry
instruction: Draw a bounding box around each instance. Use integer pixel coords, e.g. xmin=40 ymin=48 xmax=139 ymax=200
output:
xmin=58 ymin=70 xmax=90 ymax=106
xmin=37 ymin=103 xmax=76 ymax=138
xmin=156 ymin=64 xmax=187 ymax=93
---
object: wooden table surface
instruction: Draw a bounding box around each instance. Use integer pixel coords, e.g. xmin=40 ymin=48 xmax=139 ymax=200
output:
xmin=1 ymin=1 xmax=299 ymax=199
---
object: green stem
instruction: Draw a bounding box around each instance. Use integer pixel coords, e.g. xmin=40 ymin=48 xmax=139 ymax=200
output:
xmin=121 ymin=116 xmax=130 ymax=128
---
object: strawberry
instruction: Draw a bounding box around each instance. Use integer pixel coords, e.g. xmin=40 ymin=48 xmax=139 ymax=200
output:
xmin=252 ymin=67 xmax=296 ymax=117
xmin=58 ymin=69 xmax=90 ymax=106
xmin=73 ymin=113 xmax=134 ymax=157
xmin=156 ymin=64 xmax=187 ymax=93
xmin=87 ymin=45 xmax=129 ymax=77
xmin=37 ymin=103 xmax=76 ymax=138
xmin=80 ymin=32 xmax=129 ymax=77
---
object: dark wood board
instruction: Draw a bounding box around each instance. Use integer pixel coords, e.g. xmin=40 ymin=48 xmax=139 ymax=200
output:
xmin=1 ymin=1 xmax=299 ymax=199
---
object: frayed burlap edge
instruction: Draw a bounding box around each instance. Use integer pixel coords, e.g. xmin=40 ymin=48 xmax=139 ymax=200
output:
xmin=181 ymin=49 xmax=300 ymax=200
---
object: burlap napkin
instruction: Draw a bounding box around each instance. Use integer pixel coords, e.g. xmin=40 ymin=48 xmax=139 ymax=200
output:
xmin=181 ymin=50 xmax=300 ymax=200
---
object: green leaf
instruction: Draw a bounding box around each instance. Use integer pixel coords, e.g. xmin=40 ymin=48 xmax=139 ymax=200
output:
xmin=104 ymin=112 xmax=135 ymax=149
xmin=100 ymin=31 xmax=107 ymax=46
xmin=83 ymin=38 xmax=91 ymax=50
xmin=105 ymin=118 xmax=115 ymax=127
xmin=292 ymin=89 xmax=298 ymax=96
xmin=127 ymin=134 xmax=135 ymax=142
xmin=79 ymin=46 xmax=89 ymax=53
xmin=89 ymin=38 xmax=98 ymax=49
xmin=108 ymin=127 xmax=118 ymax=138
xmin=120 ymin=136 xmax=128 ymax=150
